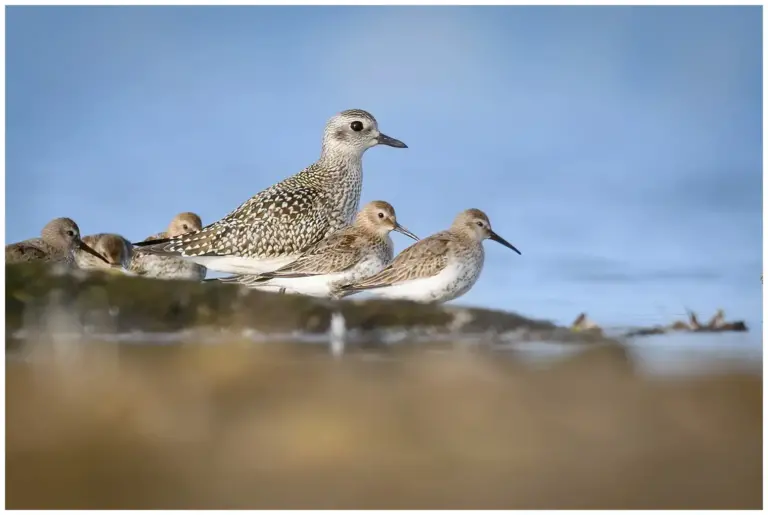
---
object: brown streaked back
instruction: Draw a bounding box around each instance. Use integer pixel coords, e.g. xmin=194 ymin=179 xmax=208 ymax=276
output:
xmin=340 ymin=232 xmax=457 ymax=291
xmin=6 ymin=240 xmax=51 ymax=264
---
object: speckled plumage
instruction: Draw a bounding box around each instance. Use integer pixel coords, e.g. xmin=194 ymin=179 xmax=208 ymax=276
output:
xmin=218 ymin=201 xmax=418 ymax=297
xmin=6 ymin=217 xmax=107 ymax=267
xmin=129 ymin=212 xmax=207 ymax=281
xmin=132 ymin=109 xmax=407 ymax=276
xmin=336 ymin=209 xmax=521 ymax=303
xmin=75 ymin=233 xmax=133 ymax=272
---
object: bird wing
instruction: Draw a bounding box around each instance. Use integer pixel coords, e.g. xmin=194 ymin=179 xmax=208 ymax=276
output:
xmin=126 ymin=248 xmax=154 ymax=274
xmin=133 ymin=185 xmax=332 ymax=259
xmin=250 ymin=230 xmax=366 ymax=281
xmin=338 ymin=232 xmax=454 ymax=292
xmin=141 ymin=231 xmax=167 ymax=242
xmin=81 ymin=235 xmax=99 ymax=247
xmin=6 ymin=240 xmax=51 ymax=263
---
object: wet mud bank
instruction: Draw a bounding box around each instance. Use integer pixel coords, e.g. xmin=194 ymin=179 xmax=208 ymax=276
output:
xmin=6 ymin=263 xmax=618 ymax=350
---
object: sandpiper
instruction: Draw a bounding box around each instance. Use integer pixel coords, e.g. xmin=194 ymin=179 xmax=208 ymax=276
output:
xmin=75 ymin=233 xmax=134 ymax=273
xmin=571 ymin=312 xmax=600 ymax=331
xmin=669 ymin=320 xmax=691 ymax=331
xmin=129 ymin=212 xmax=207 ymax=281
xmin=706 ymin=308 xmax=725 ymax=329
xmin=6 ymin=217 xmax=108 ymax=266
xmin=132 ymin=109 xmax=407 ymax=276
xmin=335 ymin=208 xmax=521 ymax=303
xmin=685 ymin=308 xmax=702 ymax=330
xmin=218 ymin=201 xmax=419 ymax=297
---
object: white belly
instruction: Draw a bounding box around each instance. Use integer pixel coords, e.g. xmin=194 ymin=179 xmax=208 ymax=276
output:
xmin=184 ymin=255 xmax=294 ymax=275
xmin=253 ymin=254 xmax=390 ymax=298
xmin=368 ymin=260 xmax=482 ymax=303
xmin=266 ymin=273 xmax=347 ymax=298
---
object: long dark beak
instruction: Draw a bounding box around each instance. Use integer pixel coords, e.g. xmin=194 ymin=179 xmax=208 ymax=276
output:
xmin=78 ymin=240 xmax=110 ymax=264
xmin=489 ymin=230 xmax=521 ymax=255
xmin=393 ymin=223 xmax=419 ymax=241
xmin=376 ymin=132 xmax=408 ymax=148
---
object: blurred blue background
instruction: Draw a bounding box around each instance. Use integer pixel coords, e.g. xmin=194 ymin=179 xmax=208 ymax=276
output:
xmin=5 ymin=6 xmax=762 ymax=336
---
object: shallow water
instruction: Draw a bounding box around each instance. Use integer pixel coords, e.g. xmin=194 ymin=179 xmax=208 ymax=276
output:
xmin=8 ymin=323 xmax=761 ymax=377
xmin=622 ymin=330 xmax=762 ymax=375
xmin=5 ymin=289 xmax=762 ymax=510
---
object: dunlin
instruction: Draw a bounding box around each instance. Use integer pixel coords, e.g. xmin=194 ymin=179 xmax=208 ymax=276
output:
xmin=336 ymin=209 xmax=521 ymax=303
xmin=6 ymin=218 xmax=108 ymax=266
xmin=129 ymin=212 xmax=207 ymax=281
xmin=219 ymin=200 xmax=418 ymax=297
xmin=75 ymin=233 xmax=133 ymax=273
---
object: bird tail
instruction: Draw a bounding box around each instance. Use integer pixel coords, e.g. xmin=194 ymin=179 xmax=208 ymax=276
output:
xmin=338 ymin=280 xmax=392 ymax=293
xmin=331 ymin=284 xmax=365 ymax=298
xmin=211 ymin=274 xmax=272 ymax=286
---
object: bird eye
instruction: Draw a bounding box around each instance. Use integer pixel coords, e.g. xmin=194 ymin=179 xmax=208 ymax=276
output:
xmin=350 ymin=121 xmax=364 ymax=132
xmin=476 ymin=221 xmax=484 ymax=227
xmin=182 ymin=224 xmax=189 ymax=231
xmin=66 ymin=230 xmax=75 ymax=237
xmin=378 ymin=212 xmax=385 ymax=219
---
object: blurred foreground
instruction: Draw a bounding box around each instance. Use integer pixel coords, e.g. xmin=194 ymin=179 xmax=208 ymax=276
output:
xmin=6 ymin=338 xmax=762 ymax=509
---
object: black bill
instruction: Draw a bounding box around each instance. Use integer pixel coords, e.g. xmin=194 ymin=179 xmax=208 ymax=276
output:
xmin=78 ymin=240 xmax=110 ymax=264
xmin=489 ymin=230 xmax=521 ymax=255
xmin=394 ymin=223 xmax=419 ymax=241
xmin=376 ymin=132 xmax=408 ymax=148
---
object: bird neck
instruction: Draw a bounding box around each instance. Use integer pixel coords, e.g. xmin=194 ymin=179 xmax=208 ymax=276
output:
xmin=317 ymin=145 xmax=364 ymax=172
xmin=384 ymin=232 xmax=394 ymax=252
xmin=357 ymin=223 xmax=391 ymax=242
xmin=454 ymin=231 xmax=486 ymax=259
xmin=64 ymin=246 xmax=78 ymax=263
xmin=309 ymin=150 xmax=363 ymax=223
xmin=452 ymin=227 xmax=480 ymax=244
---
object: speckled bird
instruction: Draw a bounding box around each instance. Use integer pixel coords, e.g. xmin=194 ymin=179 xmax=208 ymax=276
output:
xmin=6 ymin=217 xmax=108 ymax=267
xmin=129 ymin=212 xmax=207 ymax=281
xmin=218 ymin=201 xmax=419 ymax=297
xmin=132 ymin=109 xmax=407 ymax=276
xmin=75 ymin=233 xmax=134 ymax=273
xmin=335 ymin=209 xmax=521 ymax=303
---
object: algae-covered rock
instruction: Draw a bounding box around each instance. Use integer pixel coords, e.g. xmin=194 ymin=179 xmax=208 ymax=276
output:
xmin=5 ymin=263 xmax=612 ymax=348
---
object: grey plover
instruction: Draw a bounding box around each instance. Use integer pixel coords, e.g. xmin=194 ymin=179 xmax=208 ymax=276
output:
xmin=75 ymin=233 xmax=134 ymax=273
xmin=6 ymin=217 xmax=108 ymax=266
xmin=218 ymin=200 xmax=418 ymax=297
xmin=132 ymin=109 xmax=407 ymax=276
xmin=129 ymin=212 xmax=207 ymax=281
xmin=335 ymin=208 xmax=521 ymax=303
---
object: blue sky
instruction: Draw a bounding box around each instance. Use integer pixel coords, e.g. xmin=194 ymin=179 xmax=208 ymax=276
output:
xmin=5 ymin=6 xmax=763 ymax=331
